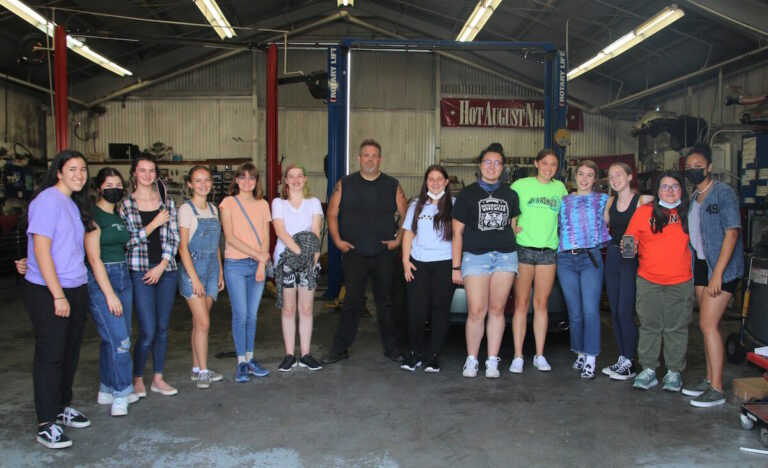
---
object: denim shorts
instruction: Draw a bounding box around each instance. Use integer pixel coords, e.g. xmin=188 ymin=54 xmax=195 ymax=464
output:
xmin=517 ymin=246 xmax=557 ymax=266
xmin=179 ymin=252 xmax=220 ymax=300
xmin=461 ymin=251 xmax=519 ymax=278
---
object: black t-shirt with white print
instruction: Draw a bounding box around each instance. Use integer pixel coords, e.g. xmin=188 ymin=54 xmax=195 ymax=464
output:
xmin=452 ymin=182 xmax=520 ymax=254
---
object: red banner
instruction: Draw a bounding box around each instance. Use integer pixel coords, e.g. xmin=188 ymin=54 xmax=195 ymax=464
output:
xmin=441 ymin=97 xmax=583 ymax=131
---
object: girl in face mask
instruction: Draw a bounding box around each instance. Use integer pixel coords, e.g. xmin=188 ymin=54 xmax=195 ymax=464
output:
xmin=624 ymin=171 xmax=692 ymax=394
xmin=401 ymin=165 xmax=455 ymax=373
xmin=681 ymin=143 xmax=743 ymax=408
xmin=84 ymin=168 xmax=137 ymax=417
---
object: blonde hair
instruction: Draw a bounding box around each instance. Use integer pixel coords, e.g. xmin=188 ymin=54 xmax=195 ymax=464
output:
xmin=280 ymin=163 xmax=311 ymax=199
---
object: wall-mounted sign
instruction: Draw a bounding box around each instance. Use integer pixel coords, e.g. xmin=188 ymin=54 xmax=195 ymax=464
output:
xmin=440 ymin=97 xmax=583 ymax=130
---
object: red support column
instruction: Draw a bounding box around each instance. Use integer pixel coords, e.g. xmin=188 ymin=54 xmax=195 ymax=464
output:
xmin=54 ymin=25 xmax=68 ymax=153
xmin=266 ymin=43 xmax=278 ymax=202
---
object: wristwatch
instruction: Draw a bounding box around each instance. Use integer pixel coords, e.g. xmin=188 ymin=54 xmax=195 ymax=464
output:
xmin=452 ymin=266 xmax=461 ymax=271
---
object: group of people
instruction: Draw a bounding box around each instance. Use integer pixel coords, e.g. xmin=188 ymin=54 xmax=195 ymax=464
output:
xmin=20 ymin=138 xmax=743 ymax=451
xmin=22 ymin=151 xmax=323 ymax=449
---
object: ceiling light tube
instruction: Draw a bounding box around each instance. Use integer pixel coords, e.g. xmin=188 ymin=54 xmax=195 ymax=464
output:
xmin=0 ymin=0 xmax=132 ymax=76
xmin=456 ymin=0 xmax=502 ymax=42
xmin=194 ymin=0 xmax=236 ymax=39
xmin=567 ymin=4 xmax=684 ymax=81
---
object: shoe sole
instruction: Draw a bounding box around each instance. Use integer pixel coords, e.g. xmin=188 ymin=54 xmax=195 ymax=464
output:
xmin=485 ymin=371 xmax=500 ymax=378
xmin=56 ymin=420 xmax=90 ymax=429
xmin=235 ymin=377 xmax=249 ymax=383
xmin=248 ymin=371 xmax=270 ymax=377
xmin=662 ymin=385 xmax=682 ymax=392
xmin=609 ymin=372 xmax=636 ymax=381
xmin=462 ymin=370 xmax=478 ymax=377
xmin=278 ymin=363 xmax=298 ymax=372
xmin=690 ymin=398 xmax=726 ymax=408
xmin=534 ymin=366 xmax=551 ymax=372
xmin=37 ymin=436 xmax=72 ymax=449
xmin=111 ymin=409 xmax=128 ymax=416
xmin=602 ymin=368 xmax=617 ymax=376
xmin=196 ymin=382 xmax=211 ymax=389
xmin=424 ymin=367 xmax=440 ymax=373
xmin=150 ymin=387 xmax=178 ymax=396
xmin=580 ymin=373 xmax=595 ymax=379
xmin=509 ymin=367 xmax=523 ymax=374
xmin=633 ymin=380 xmax=658 ymax=390
xmin=682 ymin=389 xmax=706 ymax=397
xmin=298 ymin=362 xmax=323 ymax=371
xmin=135 ymin=391 xmax=147 ymax=398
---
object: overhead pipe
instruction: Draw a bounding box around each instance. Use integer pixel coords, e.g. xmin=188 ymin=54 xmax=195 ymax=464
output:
xmin=54 ymin=24 xmax=68 ymax=152
xmin=0 ymin=73 xmax=87 ymax=107
xmin=683 ymin=0 xmax=768 ymax=38
xmin=597 ymin=44 xmax=768 ymax=112
xmin=87 ymin=11 xmax=348 ymax=107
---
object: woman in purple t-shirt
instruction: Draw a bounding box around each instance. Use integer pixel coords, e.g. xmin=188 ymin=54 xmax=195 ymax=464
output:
xmin=23 ymin=150 xmax=94 ymax=449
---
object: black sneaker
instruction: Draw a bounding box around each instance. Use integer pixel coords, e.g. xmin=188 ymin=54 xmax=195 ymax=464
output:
xmin=384 ymin=350 xmax=404 ymax=363
xmin=609 ymin=361 xmax=636 ymax=381
xmin=424 ymin=354 xmax=440 ymax=373
xmin=400 ymin=352 xmax=422 ymax=371
xmin=56 ymin=407 xmax=90 ymax=428
xmin=37 ymin=422 xmax=72 ymax=449
xmin=299 ymin=354 xmax=323 ymax=371
xmin=278 ymin=354 xmax=297 ymax=372
xmin=320 ymin=350 xmax=349 ymax=365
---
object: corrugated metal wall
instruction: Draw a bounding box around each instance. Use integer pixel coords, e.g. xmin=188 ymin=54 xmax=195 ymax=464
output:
xmin=134 ymin=52 xmax=253 ymax=97
xmin=1 ymin=85 xmax=45 ymax=154
xmin=441 ymin=57 xmax=539 ymax=98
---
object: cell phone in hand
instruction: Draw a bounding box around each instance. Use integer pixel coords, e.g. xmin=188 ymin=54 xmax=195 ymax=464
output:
xmin=621 ymin=235 xmax=635 ymax=258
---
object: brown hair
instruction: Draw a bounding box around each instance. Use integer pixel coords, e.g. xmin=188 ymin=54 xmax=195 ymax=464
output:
xmin=228 ymin=162 xmax=264 ymax=199
xmin=575 ymin=159 xmax=600 ymax=191
xmin=608 ymin=161 xmax=632 ymax=176
xmin=280 ymin=163 xmax=311 ymax=200
xmin=359 ymin=138 xmax=382 ymax=156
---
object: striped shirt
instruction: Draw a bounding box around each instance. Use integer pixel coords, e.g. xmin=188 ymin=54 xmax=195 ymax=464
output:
xmin=119 ymin=194 xmax=179 ymax=271
xmin=558 ymin=192 xmax=611 ymax=252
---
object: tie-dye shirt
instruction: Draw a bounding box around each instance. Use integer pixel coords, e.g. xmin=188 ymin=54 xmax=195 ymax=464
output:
xmin=558 ymin=192 xmax=611 ymax=252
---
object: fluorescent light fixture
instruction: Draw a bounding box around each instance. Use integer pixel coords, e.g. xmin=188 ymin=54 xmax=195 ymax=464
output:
xmin=0 ymin=0 xmax=132 ymax=76
xmin=568 ymin=4 xmax=684 ymax=81
xmin=194 ymin=0 xmax=235 ymax=39
xmin=337 ymin=0 xmax=354 ymax=7
xmin=456 ymin=0 xmax=502 ymax=42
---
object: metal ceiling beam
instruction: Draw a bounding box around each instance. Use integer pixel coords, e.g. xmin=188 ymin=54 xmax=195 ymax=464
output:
xmin=596 ymin=43 xmax=768 ymax=111
xmin=681 ymin=0 xmax=768 ymax=38
xmin=0 ymin=70 xmax=87 ymax=107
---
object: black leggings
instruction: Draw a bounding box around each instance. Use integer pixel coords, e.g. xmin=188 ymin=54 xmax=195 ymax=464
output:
xmin=604 ymin=246 xmax=638 ymax=361
xmin=405 ymin=258 xmax=455 ymax=356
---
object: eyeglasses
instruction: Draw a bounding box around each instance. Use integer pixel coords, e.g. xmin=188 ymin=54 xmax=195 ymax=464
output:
xmin=482 ymin=160 xmax=503 ymax=167
xmin=660 ymin=183 xmax=681 ymax=192
xmin=237 ymin=175 xmax=257 ymax=182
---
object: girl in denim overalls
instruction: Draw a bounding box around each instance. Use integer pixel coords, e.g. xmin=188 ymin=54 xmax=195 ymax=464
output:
xmin=178 ymin=166 xmax=225 ymax=389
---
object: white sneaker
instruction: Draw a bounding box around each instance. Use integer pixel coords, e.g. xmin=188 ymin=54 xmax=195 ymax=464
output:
xmin=485 ymin=357 xmax=501 ymax=378
xmin=111 ymin=396 xmax=128 ymax=417
xmin=509 ymin=357 xmax=524 ymax=373
xmin=462 ymin=356 xmax=478 ymax=378
xmin=533 ymin=355 xmax=551 ymax=372
xmin=98 ymin=391 xmax=139 ymax=405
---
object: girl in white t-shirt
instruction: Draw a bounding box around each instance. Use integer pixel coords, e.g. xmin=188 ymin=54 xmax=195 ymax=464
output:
xmin=272 ymin=164 xmax=324 ymax=372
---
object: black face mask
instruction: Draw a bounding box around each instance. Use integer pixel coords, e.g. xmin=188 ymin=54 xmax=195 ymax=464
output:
xmin=102 ymin=188 xmax=124 ymax=203
xmin=685 ymin=168 xmax=708 ymax=185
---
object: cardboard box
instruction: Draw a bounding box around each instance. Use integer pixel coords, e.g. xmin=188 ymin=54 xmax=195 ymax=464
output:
xmin=733 ymin=377 xmax=768 ymax=401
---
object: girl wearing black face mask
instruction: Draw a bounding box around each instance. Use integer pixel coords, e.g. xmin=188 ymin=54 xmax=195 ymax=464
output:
xmin=682 ymin=143 xmax=743 ymax=408
xmin=83 ymin=167 xmax=138 ymax=417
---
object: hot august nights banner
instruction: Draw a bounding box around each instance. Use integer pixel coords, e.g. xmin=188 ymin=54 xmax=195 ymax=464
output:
xmin=441 ymin=98 xmax=583 ymax=130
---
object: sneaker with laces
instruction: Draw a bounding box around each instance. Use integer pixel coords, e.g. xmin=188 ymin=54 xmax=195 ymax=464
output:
xmin=278 ymin=355 xmax=297 ymax=372
xmin=580 ymin=362 xmax=595 ymax=379
xmin=98 ymin=392 xmax=139 ymax=405
xmin=533 ymin=355 xmax=551 ymax=372
xmin=509 ymin=356 xmax=524 ymax=373
xmin=462 ymin=356 xmax=478 ymax=377
xmin=189 ymin=370 xmax=199 ymax=381
xmin=690 ymin=386 xmax=726 ymax=407
xmin=602 ymin=356 xmax=627 ymax=376
xmin=400 ymin=352 xmax=422 ymax=372
xmin=662 ymin=371 xmax=682 ymax=392
xmin=572 ymin=355 xmax=585 ymax=372
xmin=682 ymin=378 xmax=710 ymax=397
xmin=207 ymin=369 xmax=223 ymax=382
xmin=247 ymin=359 xmax=270 ymax=377
xmin=111 ymin=396 xmax=128 ymax=416
xmin=235 ymin=362 xmax=250 ymax=383
xmin=485 ymin=357 xmax=501 ymax=378
xmin=424 ymin=354 xmax=440 ymax=373
xmin=609 ymin=361 xmax=636 ymax=381
xmin=299 ymin=354 xmax=323 ymax=371
xmin=37 ymin=423 xmax=71 ymax=449
xmin=56 ymin=407 xmax=90 ymax=428
xmin=633 ymin=368 xmax=658 ymax=390
xmin=196 ymin=371 xmax=212 ymax=389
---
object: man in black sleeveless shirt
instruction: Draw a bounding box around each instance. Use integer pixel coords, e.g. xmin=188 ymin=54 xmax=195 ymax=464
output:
xmin=321 ymin=139 xmax=408 ymax=364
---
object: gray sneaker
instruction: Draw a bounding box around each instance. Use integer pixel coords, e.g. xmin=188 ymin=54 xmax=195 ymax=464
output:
xmin=690 ymin=387 xmax=726 ymax=408
xmin=682 ymin=378 xmax=710 ymax=397
xmin=207 ymin=369 xmax=224 ymax=382
xmin=196 ymin=372 xmax=212 ymax=389
xmin=633 ymin=368 xmax=658 ymax=390
xmin=190 ymin=370 xmax=199 ymax=381
xmin=662 ymin=371 xmax=682 ymax=392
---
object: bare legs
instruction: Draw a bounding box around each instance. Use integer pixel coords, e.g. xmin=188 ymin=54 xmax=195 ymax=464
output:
xmin=282 ymin=287 xmax=315 ymax=356
xmin=188 ymin=296 xmax=214 ymax=371
xmin=513 ymin=264 xmax=556 ymax=357
xmin=464 ymin=272 xmax=515 ymax=357
xmin=695 ymin=286 xmax=732 ymax=392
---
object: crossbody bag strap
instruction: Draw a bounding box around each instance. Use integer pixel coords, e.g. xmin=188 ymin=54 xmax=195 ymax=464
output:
xmin=233 ymin=196 xmax=263 ymax=247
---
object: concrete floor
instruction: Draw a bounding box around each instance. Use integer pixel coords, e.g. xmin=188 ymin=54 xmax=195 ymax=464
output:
xmin=0 ymin=278 xmax=766 ymax=467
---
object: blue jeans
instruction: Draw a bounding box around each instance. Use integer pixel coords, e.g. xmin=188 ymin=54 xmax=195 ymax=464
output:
xmin=557 ymin=249 xmax=603 ymax=356
xmin=87 ymin=263 xmax=134 ymax=397
xmin=131 ymin=267 xmax=179 ymax=376
xmin=224 ymin=258 xmax=266 ymax=356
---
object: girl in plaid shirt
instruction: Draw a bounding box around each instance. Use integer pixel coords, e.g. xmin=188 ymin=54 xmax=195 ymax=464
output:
xmin=119 ymin=154 xmax=180 ymax=397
